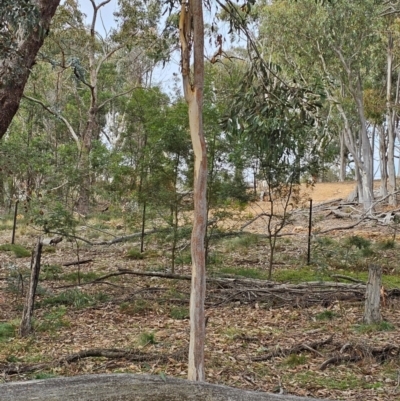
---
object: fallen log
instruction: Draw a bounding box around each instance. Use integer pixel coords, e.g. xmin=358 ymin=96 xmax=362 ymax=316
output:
xmin=0 ymin=373 xmax=332 ymax=401
xmin=0 ymin=347 xmax=187 ymax=375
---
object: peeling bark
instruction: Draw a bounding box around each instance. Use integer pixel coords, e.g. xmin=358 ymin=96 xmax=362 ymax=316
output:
xmin=179 ymin=0 xmax=207 ymax=382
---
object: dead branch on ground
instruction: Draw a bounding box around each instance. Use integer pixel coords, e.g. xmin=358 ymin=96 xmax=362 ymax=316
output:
xmin=320 ymin=343 xmax=400 ymax=370
xmin=62 ymin=259 xmax=93 ymax=267
xmin=0 ymin=346 xmax=188 ymax=376
xmin=252 ymin=335 xmax=334 ymax=362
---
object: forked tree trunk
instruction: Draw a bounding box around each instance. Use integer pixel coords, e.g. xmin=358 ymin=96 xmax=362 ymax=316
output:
xmin=179 ymin=0 xmax=207 ymax=381
xmin=363 ymin=264 xmax=382 ymax=325
xmin=0 ymin=0 xmax=61 ymax=139
xmin=20 ymin=237 xmax=43 ymax=337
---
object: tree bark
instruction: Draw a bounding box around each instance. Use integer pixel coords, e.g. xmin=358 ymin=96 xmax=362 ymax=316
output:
xmin=0 ymin=374 xmax=332 ymax=401
xmin=379 ymin=125 xmax=388 ymax=198
xmin=363 ymin=264 xmax=382 ymax=325
xmin=339 ymin=130 xmax=347 ymax=182
xmin=0 ymin=0 xmax=61 ymax=139
xmin=179 ymin=0 xmax=207 ymax=382
xmin=386 ymin=30 xmax=397 ymax=206
xmin=19 ymin=237 xmax=42 ymax=337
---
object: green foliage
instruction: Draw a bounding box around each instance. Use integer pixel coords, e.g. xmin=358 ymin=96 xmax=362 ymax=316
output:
xmin=120 ymin=299 xmax=153 ymax=315
xmin=40 ymin=289 xmax=106 ymax=309
xmin=40 ymin=264 xmax=63 ymax=280
xmin=138 ymin=331 xmax=156 ymax=346
xmin=175 ymin=251 xmax=192 ymax=265
xmin=170 ymin=307 xmax=189 ymax=320
xmin=315 ymin=310 xmax=336 ymax=321
xmin=345 ymin=236 xmax=371 ymax=250
xmin=0 ymin=243 xmax=31 ymax=258
xmin=61 ymin=271 xmax=101 ymax=283
xmin=274 ymin=267 xmax=328 ymax=283
xmin=283 ymin=354 xmax=307 ymax=367
xmin=125 ymin=248 xmax=144 ymax=260
xmin=0 ymin=322 xmax=15 ymax=342
xmin=218 ymin=267 xmax=268 ymax=280
xmin=6 ymin=355 xmax=19 ymax=363
xmin=292 ymin=370 xmax=380 ymax=391
xmin=355 ymin=321 xmax=395 ymax=333
xmin=4 ymin=264 xmax=28 ymax=295
xmin=312 ymin=234 xmax=378 ymax=271
xmin=224 ymin=234 xmax=259 ymax=251
xmin=30 ymin=201 xmax=77 ymax=234
xmin=42 ymin=246 xmax=57 ymax=254
xmin=377 ymin=239 xmax=396 ymax=250
xmin=0 ymin=0 xmax=40 ymax=59
xmin=34 ymin=306 xmax=70 ymax=333
xmin=206 ymin=251 xmax=223 ymax=266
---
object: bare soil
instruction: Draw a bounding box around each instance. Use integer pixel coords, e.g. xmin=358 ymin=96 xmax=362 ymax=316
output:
xmin=1 ymin=181 xmax=400 ymax=401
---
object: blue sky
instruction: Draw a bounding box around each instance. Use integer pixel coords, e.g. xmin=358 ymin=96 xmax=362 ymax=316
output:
xmin=76 ymin=0 xmax=181 ymax=93
xmin=75 ymin=1 xmax=238 ymax=94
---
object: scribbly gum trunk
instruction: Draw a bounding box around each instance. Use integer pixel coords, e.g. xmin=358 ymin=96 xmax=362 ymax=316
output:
xmin=179 ymin=0 xmax=207 ymax=382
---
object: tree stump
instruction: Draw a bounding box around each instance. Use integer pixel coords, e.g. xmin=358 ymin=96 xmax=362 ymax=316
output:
xmin=363 ymin=264 xmax=382 ymax=324
xmin=19 ymin=237 xmax=43 ymax=337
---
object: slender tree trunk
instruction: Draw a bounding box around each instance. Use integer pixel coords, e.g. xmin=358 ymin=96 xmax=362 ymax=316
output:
xmin=0 ymin=0 xmax=61 ymax=139
xmin=179 ymin=0 xmax=207 ymax=382
xmin=386 ymin=31 xmax=397 ymax=206
xmin=379 ymin=125 xmax=388 ymax=198
xmin=339 ymin=130 xmax=347 ymax=182
xmin=77 ymin=145 xmax=91 ymax=215
xmin=140 ymin=202 xmax=146 ymax=253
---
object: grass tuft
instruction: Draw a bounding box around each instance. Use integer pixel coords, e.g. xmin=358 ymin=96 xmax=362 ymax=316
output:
xmin=315 ymin=310 xmax=336 ymax=321
xmin=0 ymin=243 xmax=31 ymax=258
xmin=125 ymin=248 xmax=144 ymax=260
xmin=120 ymin=299 xmax=153 ymax=315
xmin=283 ymin=354 xmax=307 ymax=367
xmin=355 ymin=321 xmax=395 ymax=333
xmin=218 ymin=267 xmax=268 ymax=280
xmin=0 ymin=322 xmax=15 ymax=342
xmin=138 ymin=332 xmax=156 ymax=346
xmin=170 ymin=307 xmax=189 ymax=320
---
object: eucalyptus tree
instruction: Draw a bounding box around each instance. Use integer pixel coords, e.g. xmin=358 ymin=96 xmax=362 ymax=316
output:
xmin=177 ymin=0 xmax=207 ymax=382
xmin=22 ymin=0 xmax=164 ymax=215
xmin=225 ymin=57 xmax=322 ymax=278
xmin=0 ymin=0 xmax=60 ymax=139
xmin=259 ymin=0 xmax=385 ymax=211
